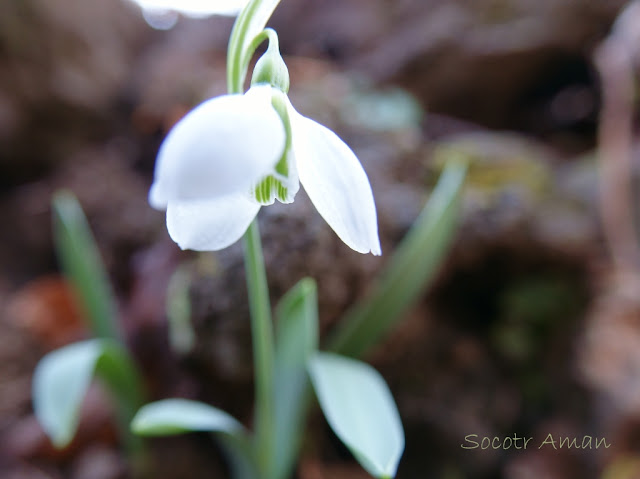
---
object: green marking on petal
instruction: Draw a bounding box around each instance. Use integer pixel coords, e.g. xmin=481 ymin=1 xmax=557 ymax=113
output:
xmin=253 ymin=175 xmax=289 ymax=205
xmin=246 ymin=88 xmax=296 ymax=206
xmin=269 ymin=90 xmax=293 ymax=183
xmin=274 ymin=150 xmax=289 ymax=177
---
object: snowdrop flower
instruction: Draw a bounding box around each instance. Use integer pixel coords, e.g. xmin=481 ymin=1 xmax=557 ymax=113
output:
xmin=150 ymin=59 xmax=380 ymax=256
xmin=128 ymin=0 xmax=249 ymax=17
xmin=127 ymin=0 xmax=249 ymax=29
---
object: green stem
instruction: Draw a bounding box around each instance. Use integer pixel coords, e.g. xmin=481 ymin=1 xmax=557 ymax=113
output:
xmin=227 ymin=0 xmax=262 ymax=93
xmin=227 ymin=0 xmax=283 ymax=94
xmin=243 ymin=221 xmax=275 ymax=476
xmin=242 ymin=28 xmax=279 ymax=76
xmin=227 ymin=2 xmax=282 ymax=476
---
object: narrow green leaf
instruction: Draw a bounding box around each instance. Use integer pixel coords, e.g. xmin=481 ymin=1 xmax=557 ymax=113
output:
xmin=272 ymin=278 xmax=319 ymax=479
xmin=131 ymin=399 xmax=244 ymax=437
xmin=308 ymin=353 xmax=404 ymax=478
xmin=328 ymin=162 xmax=467 ymax=357
xmin=166 ymin=265 xmax=195 ymax=354
xmin=275 ymin=278 xmax=318 ymax=368
xmin=52 ymin=190 xmax=120 ymax=340
xmin=33 ymin=339 xmax=143 ymax=448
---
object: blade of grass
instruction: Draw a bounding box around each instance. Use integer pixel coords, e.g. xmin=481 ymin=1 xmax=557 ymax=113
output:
xmin=271 ymin=278 xmax=318 ymax=479
xmin=328 ymin=162 xmax=467 ymax=358
xmin=166 ymin=265 xmax=195 ymax=354
xmin=52 ymin=190 xmax=120 ymax=341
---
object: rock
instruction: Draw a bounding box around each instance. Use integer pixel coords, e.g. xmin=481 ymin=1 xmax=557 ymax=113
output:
xmin=0 ymin=0 xmax=149 ymax=188
xmin=273 ymin=0 xmax=626 ymax=134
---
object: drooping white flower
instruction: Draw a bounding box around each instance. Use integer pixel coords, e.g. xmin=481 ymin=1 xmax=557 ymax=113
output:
xmin=129 ymin=0 xmax=249 ymax=18
xmin=150 ymin=84 xmax=381 ymax=255
xmin=126 ymin=0 xmax=249 ymax=29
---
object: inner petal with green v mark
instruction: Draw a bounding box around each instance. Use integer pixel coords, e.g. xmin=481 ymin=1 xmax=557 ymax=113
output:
xmin=254 ymin=174 xmax=288 ymax=204
xmin=252 ymin=145 xmax=298 ymax=205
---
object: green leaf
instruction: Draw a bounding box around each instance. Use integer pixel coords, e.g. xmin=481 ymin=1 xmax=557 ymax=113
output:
xmin=131 ymin=399 xmax=244 ymax=437
xmin=166 ymin=265 xmax=195 ymax=354
xmin=52 ymin=190 xmax=119 ymax=340
xmin=308 ymin=353 xmax=404 ymax=478
xmin=328 ymin=162 xmax=467 ymax=357
xmin=275 ymin=278 xmax=318 ymax=369
xmin=33 ymin=339 xmax=143 ymax=448
xmin=132 ymin=399 xmax=258 ymax=478
xmin=272 ymin=278 xmax=318 ymax=479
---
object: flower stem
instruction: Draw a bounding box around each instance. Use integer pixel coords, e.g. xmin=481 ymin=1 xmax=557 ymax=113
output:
xmin=227 ymin=0 xmax=261 ymax=93
xmin=228 ymin=2 xmax=282 ymax=476
xmin=227 ymin=0 xmax=283 ymax=94
xmin=243 ymin=220 xmax=275 ymax=476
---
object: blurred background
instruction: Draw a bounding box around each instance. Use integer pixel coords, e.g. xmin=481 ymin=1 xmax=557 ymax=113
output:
xmin=1 ymin=0 xmax=640 ymax=478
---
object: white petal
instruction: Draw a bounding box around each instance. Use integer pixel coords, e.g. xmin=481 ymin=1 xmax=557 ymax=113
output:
xmin=290 ymin=109 xmax=381 ymax=255
xmin=149 ymin=182 xmax=168 ymax=210
xmin=140 ymin=9 xmax=179 ymax=31
xmin=166 ymin=194 xmax=260 ymax=251
xmin=129 ymin=0 xmax=249 ymax=17
xmin=150 ymin=85 xmax=284 ymax=207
